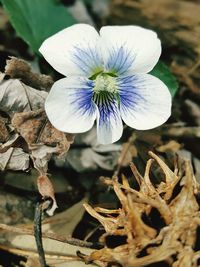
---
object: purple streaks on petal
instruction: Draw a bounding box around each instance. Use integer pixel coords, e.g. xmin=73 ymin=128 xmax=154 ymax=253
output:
xmin=72 ymin=45 xmax=102 ymax=75
xmin=105 ymin=46 xmax=135 ymax=75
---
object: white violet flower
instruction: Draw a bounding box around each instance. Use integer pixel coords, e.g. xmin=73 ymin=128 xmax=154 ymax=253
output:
xmin=39 ymin=24 xmax=172 ymax=145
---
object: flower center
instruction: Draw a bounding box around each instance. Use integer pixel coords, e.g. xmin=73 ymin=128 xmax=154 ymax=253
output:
xmin=93 ymin=74 xmax=118 ymax=94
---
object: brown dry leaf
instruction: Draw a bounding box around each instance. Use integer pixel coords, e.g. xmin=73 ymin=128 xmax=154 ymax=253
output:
xmin=12 ymin=109 xmax=74 ymax=173
xmin=0 ymin=115 xmax=9 ymax=142
xmin=37 ymin=175 xmax=58 ymax=216
xmin=119 ymin=142 xmax=137 ymax=167
xmin=5 ymin=57 xmax=54 ymax=91
xmin=12 ymin=109 xmax=72 ymax=154
xmin=0 ymin=77 xmax=47 ymax=114
xmin=111 ymin=0 xmax=200 ymax=53
xmin=156 ymin=140 xmax=182 ymax=153
xmin=111 ymin=0 xmax=200 ymax=94
xmin=11 ymin=109 xmax=74 ymax=173
xmin=0 ymin=147 xmax=29 ymax=171
xmin=83 ymin=152 xmax=200 ymax=267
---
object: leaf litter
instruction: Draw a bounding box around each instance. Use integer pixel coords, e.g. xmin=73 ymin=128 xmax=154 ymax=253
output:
xmin=0 ymin=58 xmax=74 ymax=215
xmin=1 ymin=1 xmax=200 ymax=265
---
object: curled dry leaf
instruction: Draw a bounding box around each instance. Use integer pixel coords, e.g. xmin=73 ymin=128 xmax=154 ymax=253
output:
xmin=0 ymin=76 xmax=47 ymax=115
xmin=12 ymin=109 xmax=74 ymax=172
xmin=37 ymin=175 xmax=58 ymax=216
xmin=0 ymin=147 xmax=29 ymax=171
xmin=0 ymin=115 xmax=9 ymax=142
xmin=5 ymin=57 xmax=54 ymax=91
xmin=12 ymin=109 xmax=73 ymax=154
xmin=83 ymin=152 xmax=200 ymax=267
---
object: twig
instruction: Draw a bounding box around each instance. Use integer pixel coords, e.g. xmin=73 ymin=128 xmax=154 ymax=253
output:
xmin=160 ymin=126 xmax=200 ymax=138
xmin=0 ymin=223 xmax=102 ymax=249
xmin=137 ymin=126 xmax=200 ymax=139
xmin=187 ymin=57 xmax=200 ymax=75
xmin=114 ymin=133 xmax=136 ymax=176
xmin=34 ymin=202 xmax=46 ymax=267
xmin=0 ymin=244 xmax=83 ymax=261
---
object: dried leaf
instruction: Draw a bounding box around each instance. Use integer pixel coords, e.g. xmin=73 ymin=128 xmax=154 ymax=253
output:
xmin=156 ymin=140 xmax=182 ymax=153
xmin=37 ymin=175 xmax=58 ymax=216
xmin=0 ymin=115 xmax=9 ymax=142
xmin=12 ymin=109 xmax=72 ymax=153
xmin=31 ymin=145 xmax=58 ymax=173
xmin=65 ymin=148 xmax=120 ymax=172
xmin=5 ymin=57 xmax=54 ymax=90
xmin=0 ymin=77 xmax=47 ymax=114
xmin=0 ymin=133 xmax=21 ymax=153
xmin=0 ymin=147 xmax=29 ymax=171
xmin=118 ymin=142 xmax=137 ymax=168
xmin=111 ymin=0 xmax=200 ymax=53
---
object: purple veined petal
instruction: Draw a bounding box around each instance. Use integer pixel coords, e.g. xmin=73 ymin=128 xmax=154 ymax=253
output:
xmin=45 ymin=77 xmax=97 ymax=133
xmin=39 ymin=24 xmax=103 ymax=77
xmin=99 ymin=26 xmax=161 ymax=76
xmin=117 ymin=74 xmax=172 ymax=130
xmin=95 ymin=93 xmax=123 ymax=144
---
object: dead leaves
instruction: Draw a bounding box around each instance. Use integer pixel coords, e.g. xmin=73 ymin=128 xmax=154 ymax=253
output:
xmin=0 ymin=58 xmax=74 ymax=214
xmin=0 ymin=197 xmax=96 ymax=267
xmin=111 ymin=0 xmax=200 ymax=95
xmin=0 ymin=74 xmax=47 ymax=114
xmin=5 ymin=57 xmax=54 ymax=90
xmin=12 ymin=109 xmax=72 ymax=154
xmin=0 ymin=115 xmax=9 ymax=142
xmin=83 ymin=152 xmax=200 ymax=267
xmin=0 ymin=147 xmax=29 ymax=171
xmin=37 ymin=175 xmax=58 ymax=216
xmin=0 ymin=58 xmax=74 ymax=173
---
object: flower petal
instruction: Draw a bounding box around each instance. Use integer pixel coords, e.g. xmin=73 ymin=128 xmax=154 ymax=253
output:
xmin=118 ymin=74 xmax=171 ymax=130
xmin=39 ymin=24 xmax=102 ymax=77
xmin=99 ymin=26 xmax=161 ymax=75
xmin=45 ymin=77 xmax=97 ymax=133
xmin=96 ymin=94 xmax=123 ymax=144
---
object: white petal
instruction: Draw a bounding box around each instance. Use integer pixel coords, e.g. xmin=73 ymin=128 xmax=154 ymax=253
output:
xmin=99 ymin=26 xmax=161 ymax=75
xmin=39 ymin=24 xmax=102 ymax=77
xmin=45 ymin=77 xmax=97 ymax=133
xmin=118 ymin=74 xmax=171 ymax=130
xmin=96 ymin=95 xmax=123 ymax=144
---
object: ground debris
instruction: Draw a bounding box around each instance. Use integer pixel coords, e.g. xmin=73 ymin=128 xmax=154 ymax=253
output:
xmin=110 ymin=0 xmax=200 ymax=95
xmin=5 ymin=57 xmax=54 ymax=91
xmin=0 ymin=64 xmax=74 ymax=174
xmin=83 ymin=152 xmax=200 ymax=267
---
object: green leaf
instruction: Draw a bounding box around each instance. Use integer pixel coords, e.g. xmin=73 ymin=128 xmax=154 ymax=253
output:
xmin=1 ymin=0 xmax=76 ymax=53
xmin=150 ymin=61 xmax=178 ymax=97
